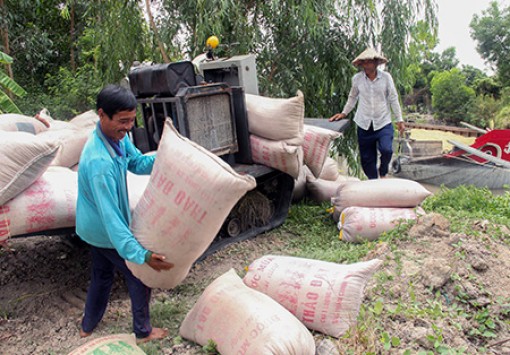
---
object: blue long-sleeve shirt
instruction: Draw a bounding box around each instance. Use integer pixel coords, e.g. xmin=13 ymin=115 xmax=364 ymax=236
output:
xmin=76 ymin=123 xmax=155 ymax=264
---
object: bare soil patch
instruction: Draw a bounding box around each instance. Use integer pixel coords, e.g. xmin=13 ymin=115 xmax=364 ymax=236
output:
xmin=1 ymin=213 xmax=510 ymax=354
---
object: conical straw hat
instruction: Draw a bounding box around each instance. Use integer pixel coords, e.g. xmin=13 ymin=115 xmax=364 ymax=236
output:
xmin=352 ymin=48 xmax=388 ymax=66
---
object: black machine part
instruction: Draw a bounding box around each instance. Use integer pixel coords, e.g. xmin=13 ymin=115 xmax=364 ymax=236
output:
xmin=129 ymin=74 xmax=294 ymax=257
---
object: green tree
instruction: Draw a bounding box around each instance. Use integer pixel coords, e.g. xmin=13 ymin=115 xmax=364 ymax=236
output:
xmin=430 ymin=68 xmax=475 ymax=124
xmin=159 ymin=0 xmax=437 ymax=119
xmin=470 ymin=1 xmax=510 ymax=86
xmin=0 ymin=50 xmax=25 ymax=113
xmin=460 ymin=64 xmax=486 ymax=88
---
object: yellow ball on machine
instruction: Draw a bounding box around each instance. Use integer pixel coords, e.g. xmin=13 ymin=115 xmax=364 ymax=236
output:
xmin=206 ymin=35 xmax=219 ymax=49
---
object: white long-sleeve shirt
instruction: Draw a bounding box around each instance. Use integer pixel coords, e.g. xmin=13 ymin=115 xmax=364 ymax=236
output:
xmin=341 ymin=69 xmax=403 ymax=131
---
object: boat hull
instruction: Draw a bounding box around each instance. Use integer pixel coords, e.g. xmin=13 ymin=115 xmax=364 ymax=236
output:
xmin=391 ymin=155 xmax=510 ymax=189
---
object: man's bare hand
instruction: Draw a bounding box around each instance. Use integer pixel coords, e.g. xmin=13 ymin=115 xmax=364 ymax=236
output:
xmin=397 ymin=121 xmax=405 ymax=134
xmin=329 ymin=113 xmax=346 ymax=122
xmin=34 ymin=113 xmax=51 ymax=128
xmin=147 ymin=253 xmax=174 ymax=271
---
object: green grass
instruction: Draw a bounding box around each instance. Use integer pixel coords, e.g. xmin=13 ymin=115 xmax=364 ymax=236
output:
xmin=281 ymin=201 xmax=376 ymax=263
xmin=143 ymin=185 xmax=510 ymax=353
xmin=422 ymin=185 xmax=510 ymax=241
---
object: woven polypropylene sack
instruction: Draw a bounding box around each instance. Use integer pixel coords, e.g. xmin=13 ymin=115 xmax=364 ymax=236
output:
xmin=0 ymin=167 xmax=77 ymax=242
xmin=180 ymin=269 xmax=316 ymax=355
xmin=68 ymin=333 xmax=144 ymax=355
xmin=306 ymin=174 xmax=360 ymax=203
xmin=0 ymin=131 xmax=60 ymax=205
xmin=245 ymin=91 xmax=305 ymax=145
xmin=38 ymin=128 xmax=90 ymax=168
xmin=243 ymin=255 xmax=382 ymax=338
xmin=302 ymin=125 xmax=341 ymax=178
xmin=319 ymin=157 xmax=340 ymax=181
xmin=250 ymin=134 xmax=303 ymax=179
xmin=0 ymin=113 xmax=49 ymax=134
xmin=338 ymin=206 xmax=418 ymax=242
xmin=332 ymin=178 xmax=432 ymax=214
xmin=69 ymin=110 xmax=100 ymax=130
xmin=128 ymin=120 xmax=256 ymax=289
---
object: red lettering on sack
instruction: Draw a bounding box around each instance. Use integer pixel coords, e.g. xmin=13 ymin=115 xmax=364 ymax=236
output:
xmin=153 ymin=170 xmax=175 ymax=195
xmin=183 ymin=197 xmax=207 ymax=224
xmin=237 ymin=338 xmax=251 ymax=355
xmin=0 ymin=205 xmax=10 ymax=239
xmin=0 ymin=219 xmax=11 ymax=239
xmin=249 ymin=273 xmax=261 ymax=288
xmin=310 ymin=279 xmax=322 ymax=287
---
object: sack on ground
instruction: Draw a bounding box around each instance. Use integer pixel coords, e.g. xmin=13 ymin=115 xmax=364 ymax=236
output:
xmin=318 ymin=156 xmax=340 ymax=181
xmin=338 ymin=206 xmax=419 ymax=242
xmin=245 ymin=91 xmax=305 ymax=145
xmin=332 ymin=178 xmax=431 ymax=214
xmin=128 ymin=120 xmax=256 ymax=289
xmin=68 ymin=333 xmax=144 ymax=355
xmin=0 ymin=167 xmax=77 ymax=242
xmin=250 ymin=134 xmax=303 ymax=179
xmin=0 ymin=131 xmax=60 ymax=205
xmin=302 ymin=125 xmax=341 ymax=177
xmin=243 ymin=255 xmax=382 ymax=338
xmin=0 ymin=113 xmax=49 ymax=134
xmin=306 ymin=174 xmax=360 ymax=203
xmin=179 ymin=269 xmax=316 ymax=355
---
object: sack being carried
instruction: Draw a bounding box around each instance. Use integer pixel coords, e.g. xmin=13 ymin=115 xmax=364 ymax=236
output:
xmin=128 ymin=120 xmax=256 ymax=289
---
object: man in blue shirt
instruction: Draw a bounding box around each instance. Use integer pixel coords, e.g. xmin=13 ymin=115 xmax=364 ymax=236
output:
xmin=76 ymin=84 xmax=173 ymax=343
xmin=330 ymin=48 xmax=405 ymax=179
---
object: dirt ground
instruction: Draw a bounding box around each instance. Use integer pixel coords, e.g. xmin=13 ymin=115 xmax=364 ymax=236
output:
xmin=1 ymin=213 xmax=510 ymax=354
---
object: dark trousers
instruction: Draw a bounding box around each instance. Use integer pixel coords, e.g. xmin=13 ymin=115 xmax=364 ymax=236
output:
xmin=357 ymin=122 xmax=394 ymax=179
xmin=81 ymin=245 xmax=152 ymax=339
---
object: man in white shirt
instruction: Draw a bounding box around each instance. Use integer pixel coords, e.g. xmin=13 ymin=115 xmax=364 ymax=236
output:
xmin=330 ymin=48 xmax=405 ymax=179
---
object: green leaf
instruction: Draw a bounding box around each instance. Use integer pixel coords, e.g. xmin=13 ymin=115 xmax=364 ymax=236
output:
xmin=391 ymin=336 xmax=401 ymax=347
xmin=373 ymin=300 xmax=384 ymax=315
xmin=0 ymin=70 xmax=26 ymax=97
xmin=0 ymin=51 xmax=13 ymax=64
xmin=0 ymin=90 xmax=22 ymax=114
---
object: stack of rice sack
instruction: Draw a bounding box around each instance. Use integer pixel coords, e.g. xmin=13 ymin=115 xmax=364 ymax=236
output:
xmin=245 ymin=91 xmax=305 ymax=181
xmin=245 ymin=91 xmax=357 ymax=203
xmin=0 ymin=110 xmax=122 ymax=244
xmin=179 ymin=255 xmax=382 ymax=354
xmin=331 ymin=179 xmax=431 ymax=243
xmin=35 ymin=109 xmax=99 ymax=170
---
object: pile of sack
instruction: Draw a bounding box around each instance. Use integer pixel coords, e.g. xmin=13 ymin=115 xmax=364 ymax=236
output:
xmin=245 ymin=91 xmax=356 ymax=204
xmin=332 ymin=179 xmax=431 ymax=243
xmin=177 ymin=255 xmax=382 ymax=354
xmin=0 ymin=110 xmax=99 ymax=244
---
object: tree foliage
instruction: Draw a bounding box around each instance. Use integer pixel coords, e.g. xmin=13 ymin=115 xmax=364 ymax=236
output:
xmin=159 ymin=0 xmax=436 ymax=118
xmin=1 ymin=0 xmax=437 ymax=120
xmin=430 ymin=68 xmax=475 ymax=124
xmin=0 ymin=51 xmax=26 ymax=113
xmin=470 ymin=1 xmax=510 ymax=86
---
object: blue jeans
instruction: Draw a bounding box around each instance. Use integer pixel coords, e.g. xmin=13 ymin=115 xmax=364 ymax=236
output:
xmin=357 ymin=123 xmax=394 ymax=179
xmin=81 ymin=245 xmax=152 ymax=339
